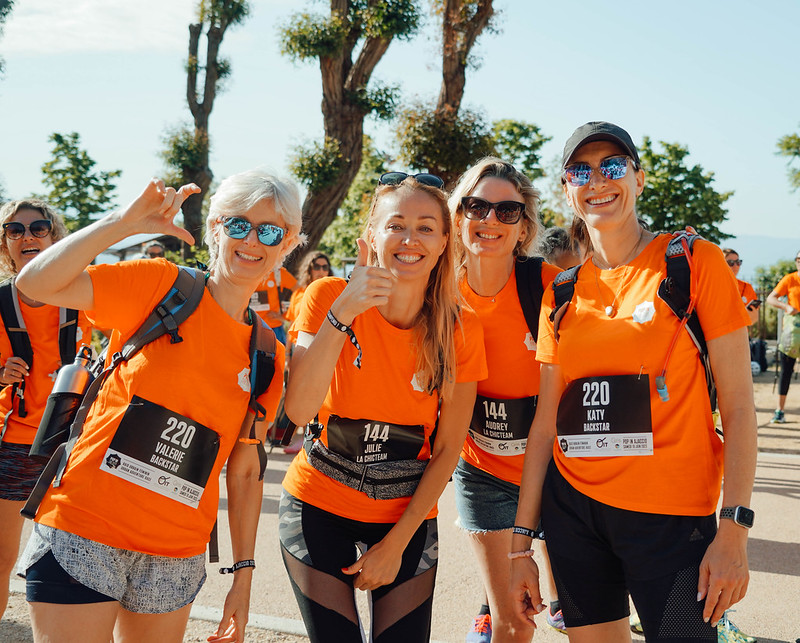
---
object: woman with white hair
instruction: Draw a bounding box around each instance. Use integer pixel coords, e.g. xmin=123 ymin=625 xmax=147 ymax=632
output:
xmin=15 ymin=170 xmax=302 ymax=643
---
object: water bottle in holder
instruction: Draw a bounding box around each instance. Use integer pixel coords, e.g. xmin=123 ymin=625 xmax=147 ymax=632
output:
xmin=29 ymin=345 xmax=94 ymax=461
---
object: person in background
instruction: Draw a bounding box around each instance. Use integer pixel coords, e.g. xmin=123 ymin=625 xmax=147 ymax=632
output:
xmin=766 ymin=250 xmax=800 ymax=423
xmin=511 ymin=122 xmax=757 ymax=642
xmin=15 ymin=171 xmax=300 ymax=643
xmin=251 ymin=266 xmax=296 ymax=345
xmin=538 ymin=226 xmax=583 ymax=270
xmin=721 ymin=248 xmax=759 ymax=327
xmin=286 ymin=251 xmax=332 ymax=323
xmin=0 ymin=200 xmax=91 ymax=621
xmin=280 ymin=172 xmax=486 ymax=643
xmin=141 ymin=239 xmax=166 ymax=259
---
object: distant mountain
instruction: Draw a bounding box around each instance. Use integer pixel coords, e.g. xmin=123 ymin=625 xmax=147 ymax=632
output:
xmin=721 ymin=235 xmax=800 ymax=283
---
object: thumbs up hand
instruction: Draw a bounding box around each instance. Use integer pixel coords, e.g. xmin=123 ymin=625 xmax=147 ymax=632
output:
xmin=329 ymin=238 xmax=394 ymax=325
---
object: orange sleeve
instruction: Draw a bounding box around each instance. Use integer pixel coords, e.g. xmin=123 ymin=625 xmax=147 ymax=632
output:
xmin=288 ymin=277 xmax=345 ymax=341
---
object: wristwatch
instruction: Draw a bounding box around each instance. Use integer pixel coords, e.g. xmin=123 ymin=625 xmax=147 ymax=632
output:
xmin=719 ymin=506 xmax=755 ymax=529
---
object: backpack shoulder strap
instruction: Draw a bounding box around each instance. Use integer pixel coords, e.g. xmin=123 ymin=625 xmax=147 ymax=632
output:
xmin=58 ymin=308 xmax=80 ymax=368
xmin=515 ymin=256 xmax=544 ymax=341
xmin=0 ymin=279 xmax=33 ymax=368
xmin=548 ymin=264 xmax=582 ymax=342
xmin=120 ymin=266 xmax=206 ymax=360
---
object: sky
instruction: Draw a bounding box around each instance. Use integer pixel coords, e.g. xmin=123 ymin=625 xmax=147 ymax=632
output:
xmin=1 ymin=0 xmax=799 ymax=278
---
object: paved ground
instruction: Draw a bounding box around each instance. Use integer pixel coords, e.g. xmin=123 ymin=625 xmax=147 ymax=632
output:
xmin=2 ymin=370 xmax=799 ymax=642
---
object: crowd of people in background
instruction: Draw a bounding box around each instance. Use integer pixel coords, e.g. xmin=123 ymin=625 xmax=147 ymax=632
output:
xmin=0 ymin=121 xmax=791 ymax=643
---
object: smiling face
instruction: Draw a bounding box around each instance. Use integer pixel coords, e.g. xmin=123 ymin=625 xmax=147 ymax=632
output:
xmin=5 ymin=208 xmax=55 ymax=273
xmin=368 ymin=186 xmax=448 ymax=285
xmin=563 ymin=140 xmax=645 ymax=234
xmin=211 ymin=198 xmax=292 ymax=286
xmin=458 ymin=176 xmax=526 ymax=261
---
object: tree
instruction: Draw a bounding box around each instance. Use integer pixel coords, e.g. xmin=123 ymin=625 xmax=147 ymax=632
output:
xmin=777 ymin=128 xmax=800 ymax=192
xmin=163 ymin=0 xmax=249 ymax=259
xmin=318 ymin=135 xmax=389 ymax=267
xmin=280 ymin=0 xmax=420 ymax=272
xmin=537 ymin=157 xmax=573 ymax=228
xmin=0 ymin=0 xmax=14 ymax=76
xmin=395 ymin=0 xmax=496 ymax=187
xmin=39 ymin=132 xmax=121 ymax=231
xmin=636 ymin=137 xmax=733 ymax=243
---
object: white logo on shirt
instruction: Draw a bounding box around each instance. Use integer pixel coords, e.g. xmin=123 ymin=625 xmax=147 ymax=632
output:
xmin=76 ymin=327 xmax=83 ymax=342
xmin=48 ymin=369 xmax=58 ymax=383
xmin=411 ymin=373 xmax=424 ymax=392
xmin=632 ymin=301 xmax=656 ymax=324
xmin=238 ymin=368 xmax=251 ymax=393
xmin=524 ymin=332 xmax=537 ymax=351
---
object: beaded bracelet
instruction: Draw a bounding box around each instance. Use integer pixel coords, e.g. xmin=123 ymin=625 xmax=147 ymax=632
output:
xmin=507 ymin=549 xmax=536 ymax=560
xmin=326 ymin=309 xmax=363 ymax=369
xmin=219 ymin=559 xmax=256 ymax=574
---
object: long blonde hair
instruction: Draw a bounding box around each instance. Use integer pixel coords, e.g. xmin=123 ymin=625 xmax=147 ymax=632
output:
xmin=365 ymin=179 xmax=461 ymax=401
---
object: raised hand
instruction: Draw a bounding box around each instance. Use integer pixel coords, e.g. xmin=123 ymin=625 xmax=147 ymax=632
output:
xmin=329 ymin=238 xmax=394 ymax=325
xmin=116 ymin=179 xmax=200 ymax=245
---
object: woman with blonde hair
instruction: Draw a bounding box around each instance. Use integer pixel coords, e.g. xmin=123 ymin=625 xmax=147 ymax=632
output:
xmin=280 ymin=172 xmax=487 ymax=643
xmin=0 ymin=200 xmax=91 ymax=621
xmin=448 ymin=158 xmax=563 ymax=642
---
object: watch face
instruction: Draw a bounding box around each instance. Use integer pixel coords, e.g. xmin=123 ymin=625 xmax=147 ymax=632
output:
xmin=735 ymin=506 xmax=755 ymax=528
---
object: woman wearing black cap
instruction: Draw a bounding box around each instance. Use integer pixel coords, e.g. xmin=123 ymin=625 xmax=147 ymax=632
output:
xmin=509 ymin=122 xmax=758 ymax=641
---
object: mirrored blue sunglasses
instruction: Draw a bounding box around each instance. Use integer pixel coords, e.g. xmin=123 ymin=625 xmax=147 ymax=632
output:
xmin=563 ymin=155 xmax=631 ymax=187
xmin=222 ymin=217 xmax=285 ymax=246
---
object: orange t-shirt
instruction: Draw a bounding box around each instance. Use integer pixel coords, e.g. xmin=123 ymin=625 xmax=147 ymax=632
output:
xmin=0 ymin=299 xmax=91 ymax=445
xmin=283 ymin=277 xmax=487 ymax=523
xmin=459 ymin=261 xmax=561 ymax=485
xmin=252 ymin=267 xmax=297 ymax=328
xmin=774 ymin=271 xmax=800 ymax=311
xmin=36 ymin=260 xmax=284 ymax=557
xmin=536 ymin=235 xmax=750 ymax=516
xmin=285 ymin=286 xmax=306 ymax=323
xmin=735 ymin=279 xmax=757 ymax=307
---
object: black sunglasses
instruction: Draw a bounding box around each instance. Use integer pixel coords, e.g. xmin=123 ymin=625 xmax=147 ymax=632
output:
xmin=311 ymin=262 xmax=330 ymax=271
xmin=3 ymin=219 xmax=53 ymax=240
xmin=461 ymin=196 xmax=526 ymax=225
xmin=221 ymin=217 xmax=285 ymax=246
xmin=378 ymin=172 xmax=444 ymax=189
xmin=726 ymin=259 xmax=742 ymax=267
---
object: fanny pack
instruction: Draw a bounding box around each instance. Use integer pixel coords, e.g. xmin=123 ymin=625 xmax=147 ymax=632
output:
xmin=304 ymin=438 xmax=428 ymax=500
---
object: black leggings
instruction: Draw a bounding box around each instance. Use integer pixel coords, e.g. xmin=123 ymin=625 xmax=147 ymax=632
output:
xmin=778 ymin=350 xmax=797 ymax=396
xmin=278 ymin=492 xmax=438 ymax=643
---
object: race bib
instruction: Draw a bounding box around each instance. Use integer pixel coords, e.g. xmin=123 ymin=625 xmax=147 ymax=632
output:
xmin=326 ymin=415 xmax=425 ymax=464
xmin=556 ymin=374 xmax=653 ymax=457
xmin=100 ymin=396 xmax=220 ymax=508
xmin=468 ymin=394 xmax=537 ymax=456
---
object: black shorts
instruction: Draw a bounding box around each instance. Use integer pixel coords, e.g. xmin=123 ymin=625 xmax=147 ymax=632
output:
xmin=542 ymin=460 xmax=717 ymax=641
xmin=26 ymin=551 xmax=116 ymax=605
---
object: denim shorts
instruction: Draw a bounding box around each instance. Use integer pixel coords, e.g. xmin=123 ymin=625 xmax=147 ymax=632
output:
xmin=20 ymin=524 xmax=207 ymax=614
xmin=451 ymin=458 xmax=520 ymax=532
xmin=0 ymin=442 xmax=47 ymax=501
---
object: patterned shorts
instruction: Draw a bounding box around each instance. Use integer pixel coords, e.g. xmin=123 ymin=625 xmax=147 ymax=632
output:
xmin=0 ymin=442 xmax=46 ymax=501
xmin=19 ymin=524 xmax=207 ymax=614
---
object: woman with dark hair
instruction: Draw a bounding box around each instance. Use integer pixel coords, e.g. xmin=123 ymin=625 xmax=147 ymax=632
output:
xmin=510 ymin=122 xmax=757 ymax=642
xmin=0 ymin=200 xmax=91 ymax=620
xmin=447 ymin=157 xmax=563 ymax=641
xmin=15 ymin=171 xmax=302 ymax=642
xmin=280 ymin=172 xmax=487 ymax=643
xmin=286 ymin=251 xmax=332 ymax=323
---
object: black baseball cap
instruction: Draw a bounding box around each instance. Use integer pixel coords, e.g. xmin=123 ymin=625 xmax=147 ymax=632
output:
xmin=561 ymin=121 xmax=640 ymax=169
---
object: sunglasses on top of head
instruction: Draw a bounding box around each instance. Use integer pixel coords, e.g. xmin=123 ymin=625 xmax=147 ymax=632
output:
xmin=378 ymin=172 xmax=444 ymax=189
xmin=221 ymin=217 xmax=285 ymax=246
xmin=563 ymin=155 xmax=632 ymax=187
xmin=460 ymin=196 xmax=525 ymax=225
xmin=3 ymin=219 xmax=53 ymax=240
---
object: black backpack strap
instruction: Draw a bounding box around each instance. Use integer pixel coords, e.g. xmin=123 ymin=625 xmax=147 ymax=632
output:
xmin=58 ymin=308 xmax=80 ymax=368
xmin=242 ymin=317 xmax=276 ymax=481
xmin=549 ymin=264 xmax=582 ymax=342
xmin=120 ymin=266 xmax=206 ymax=358
xmin=655 ymin=229 xmax=716 ymax=411
xmin=0 ymin=279 xmax=32 ymax=426
xmin=515 ymin=256 xmax=544 ymax=342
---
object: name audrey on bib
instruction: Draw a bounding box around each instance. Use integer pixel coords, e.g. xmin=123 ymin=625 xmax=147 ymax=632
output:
xmin=556 ymin=375 xmax=653 ymax=457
